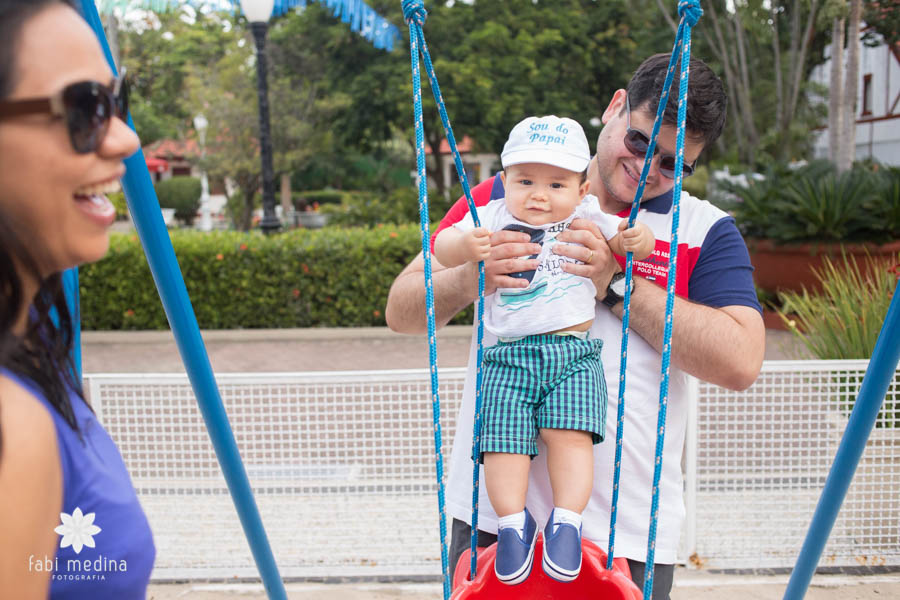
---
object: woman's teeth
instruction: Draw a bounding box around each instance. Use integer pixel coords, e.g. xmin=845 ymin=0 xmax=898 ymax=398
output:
xmin=74 ymin=179 xmax=120 ymax=196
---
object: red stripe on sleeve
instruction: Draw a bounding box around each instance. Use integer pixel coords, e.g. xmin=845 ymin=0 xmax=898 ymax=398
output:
xmin=429 ymin=176 xmax=497 ymax=254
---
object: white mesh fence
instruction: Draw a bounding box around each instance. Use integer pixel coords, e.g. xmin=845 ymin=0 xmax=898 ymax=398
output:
xmin=688 ymin=360 xmax=900 ymax=570
xmin=86 ymin=370 xmax=466 ymax=580
xmin=84 ymin=360 xmax=900 ymax=580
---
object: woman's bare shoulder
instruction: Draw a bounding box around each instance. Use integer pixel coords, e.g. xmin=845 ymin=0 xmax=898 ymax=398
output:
xmin=0 ymin=374 xmax=61 ymax=491
xmin=0 ymin=375 xmax=63 ymax=600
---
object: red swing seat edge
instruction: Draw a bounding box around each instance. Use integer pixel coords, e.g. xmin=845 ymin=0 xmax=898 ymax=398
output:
xmin=450 ymin=533 xmax=642 ymax=599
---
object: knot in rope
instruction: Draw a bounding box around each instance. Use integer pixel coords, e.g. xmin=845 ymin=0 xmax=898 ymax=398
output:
xmin=678 ymin=0 xmax=703 ymax=27
xmin=402 ymin=0 xmax=427 ymax=26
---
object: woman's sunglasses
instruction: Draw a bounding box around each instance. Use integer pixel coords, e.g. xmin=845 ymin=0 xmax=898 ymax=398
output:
xmin=0 ymin=68 xmax=129 ymax=155
xmin=623 ymin=95 xmax=695 ymax=180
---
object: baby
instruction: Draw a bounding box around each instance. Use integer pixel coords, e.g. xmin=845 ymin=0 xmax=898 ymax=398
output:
xmin=434 ymin=116 xmax=654 ymax=584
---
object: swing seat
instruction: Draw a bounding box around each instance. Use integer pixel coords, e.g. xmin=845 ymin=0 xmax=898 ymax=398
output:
xmin=451 ymin=534 xmax=642 ymax=599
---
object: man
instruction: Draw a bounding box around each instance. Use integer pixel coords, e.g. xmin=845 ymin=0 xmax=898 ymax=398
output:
xmin=385 ymin=53 xmax=765 ymax=598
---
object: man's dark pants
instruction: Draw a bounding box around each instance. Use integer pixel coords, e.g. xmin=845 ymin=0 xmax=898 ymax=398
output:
xmin=449 ymin=518 xmax=674 ymax=600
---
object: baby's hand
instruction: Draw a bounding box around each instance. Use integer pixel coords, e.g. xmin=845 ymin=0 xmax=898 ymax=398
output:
xmin=617 ymin=220 xmax=655 ymax=260
xmin=463 ymin=227 xmax=492 ymax=263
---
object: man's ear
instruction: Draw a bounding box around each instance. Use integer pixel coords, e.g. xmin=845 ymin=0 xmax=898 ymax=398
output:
xmin=601 ymin=89 xmax=628 ymax=125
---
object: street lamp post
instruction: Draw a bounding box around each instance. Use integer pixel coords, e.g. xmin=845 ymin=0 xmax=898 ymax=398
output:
xmin=241 ymin=0 xmax=280 ymax=234
xmin=193 ymin=113 xmax=212 ymax=232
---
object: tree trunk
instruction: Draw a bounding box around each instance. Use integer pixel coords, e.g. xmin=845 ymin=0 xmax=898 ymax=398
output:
xmin=772 ymin=5 xmax=784 ymax=133
xmin=732 ymin=10 xmax=759 ymax=159
xmin=654 ymin=0 xmax=678 ymax=34
xmin=785 ymin=0 xmax=820 ymax=131
xmin=706 ymin=1 xmax=752 ymax=163
xmin=241 ymin=187 xmax=256 ymax=232
xmin=786 ymin=0 xmax=801 ymax=125
xmin=425 ymin=128 xmax=447 ymax=199
xmin=829 ymin=17 xmax=845 ymax=165
xmin=103 ymin=12 xmax=120 ymax=70
xmin=838 ymin=0 xmax=862 ymax=172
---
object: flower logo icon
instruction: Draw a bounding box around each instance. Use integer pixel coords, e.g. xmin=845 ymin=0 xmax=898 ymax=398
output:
xmin=54 ymin=508 xmax=101 ymax=554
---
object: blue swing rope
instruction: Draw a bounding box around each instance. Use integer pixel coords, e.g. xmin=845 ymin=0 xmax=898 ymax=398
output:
xmin=604 ymin=2 xmax=702 ymax=598
xmin=402 ymin=2 xmax=487 ymax=597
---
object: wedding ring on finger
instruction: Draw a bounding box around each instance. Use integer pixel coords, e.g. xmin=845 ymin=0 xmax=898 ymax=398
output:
xmin=586 ymin=249 xmax=594 ymax=264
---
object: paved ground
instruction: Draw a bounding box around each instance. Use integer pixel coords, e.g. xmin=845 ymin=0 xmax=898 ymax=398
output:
xmin=81 ymin=325 xmax=808 ymax=374
xmin=145 ymin=572 xmax=900 ymax=599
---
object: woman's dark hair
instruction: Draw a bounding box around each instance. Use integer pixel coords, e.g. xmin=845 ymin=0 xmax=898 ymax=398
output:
xmin=0 ymin=0 xmax=87 ymax=457
xmin=626 ymin=53 xmax=728 ymax=148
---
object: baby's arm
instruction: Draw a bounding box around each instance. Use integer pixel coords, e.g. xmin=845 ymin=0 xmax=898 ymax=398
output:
xmin=434 ymin=226 xmax=492 ymax=267
xmin=607 ymin=221 xmax=655 ymax=260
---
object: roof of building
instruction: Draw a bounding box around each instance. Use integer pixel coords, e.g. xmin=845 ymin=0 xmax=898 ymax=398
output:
xmin=424 ymin=135 xmax=474 ymax=155
xmin=144 ymin=138 xmax=198 ymax=160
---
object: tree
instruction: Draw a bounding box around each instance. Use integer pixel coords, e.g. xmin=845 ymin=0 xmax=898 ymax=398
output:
xmin=839 ymin=0 xmax=863 ymax=172
xmin=824 ymin=0 xmax=863 ymax=172
xmin=672 ymin=0 xmax=831 ymax=165
xmin=402 ymin=0 xmax=638 ymax=196
xmin=864 ymin=0 xmax=900 ymax=47
xmin=183 ymin=24 xmax=262 ymax=230
xmin=118 ymin=8 xmax=243 ymax=145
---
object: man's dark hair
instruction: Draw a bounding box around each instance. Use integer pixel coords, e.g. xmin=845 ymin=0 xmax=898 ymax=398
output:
xmin=626 ymin=53 xmax=727 ymax=148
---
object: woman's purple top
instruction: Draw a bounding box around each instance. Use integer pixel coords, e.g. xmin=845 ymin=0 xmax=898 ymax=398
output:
xmin=3 ymin=369 xmax=155 ymax=598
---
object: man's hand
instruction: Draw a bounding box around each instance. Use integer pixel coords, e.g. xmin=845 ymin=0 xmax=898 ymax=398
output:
xmin=618 ymin=220 xmax=655 ymax=260
xmin=553 ymin=218 xmax=620 ymax=295
xmin=469 ymin=229 xmax=542 ymax=296
xmin=461 ymin=227 xmax=492 ymax=263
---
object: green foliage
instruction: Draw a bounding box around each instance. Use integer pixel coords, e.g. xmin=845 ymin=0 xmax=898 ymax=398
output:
xmin=107 ymin=191 xmax=129 ymax=220
xmin=119 ymin=9 xmax=240 ymax=144
xmin=681 ymin=165 xmax=709 ymax=199
xmin=292 ymin=190 xmax=347 ymax=211
xmin=318 ymin=186 xmax=460 ymax=228
xmin=154 ymin=176 xmax=202 ymax=225
xmin=78 ymin=227 xmax=473 ymax=330
xmin=778 ymin=252 xmax=900 ymax=360
xmin=864 ymin=0 xmax=899 ymax=47
xmin=724 ymin=161 xmax=899 ymax=243
xmin=290 ymin=150 xmax=414 ymax=194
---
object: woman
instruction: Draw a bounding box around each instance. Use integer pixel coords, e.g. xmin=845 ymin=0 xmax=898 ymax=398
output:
xmin=0 ymin=0 xmax=155 ymax=597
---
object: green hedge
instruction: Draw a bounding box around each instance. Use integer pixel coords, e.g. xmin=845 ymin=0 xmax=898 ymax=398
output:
xmin=155 ymin=176 xmax=202 ymax=225
xmin=79 ymin=226 xmax=474 ymax=330
xmin=292 ymin=189 xmax=348 ymax=211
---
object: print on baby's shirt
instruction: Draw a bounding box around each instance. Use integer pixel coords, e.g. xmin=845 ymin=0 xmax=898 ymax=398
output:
xmin=498 ymin=221 xmax=583 ymax=310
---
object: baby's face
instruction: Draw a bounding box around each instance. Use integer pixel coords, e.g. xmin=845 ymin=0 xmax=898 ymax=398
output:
xmin=501 ymin=163 xmax=589 ymax=226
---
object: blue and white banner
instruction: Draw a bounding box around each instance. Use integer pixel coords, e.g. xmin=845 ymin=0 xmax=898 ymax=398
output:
xmin=96 ymin=0 xmax=400 ymax=50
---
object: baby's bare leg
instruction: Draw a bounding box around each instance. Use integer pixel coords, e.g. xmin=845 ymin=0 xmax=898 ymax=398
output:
xmin=484 ymin=452 xmax=531 ymax=516
xmin=541 ymin=428 xmax=594 ymax=512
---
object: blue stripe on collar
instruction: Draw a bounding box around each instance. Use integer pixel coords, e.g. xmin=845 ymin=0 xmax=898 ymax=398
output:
xmin=640 ymin=188 xmax=674 ymax=214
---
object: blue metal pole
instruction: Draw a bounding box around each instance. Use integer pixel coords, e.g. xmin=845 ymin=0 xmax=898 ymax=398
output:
xmin=783 ymin=279 xmax=900 ymax=600
xmin=62 ymin=268 xmax=82 ymax=379
xmin=77 ymin=3 xmax=287 ymax=598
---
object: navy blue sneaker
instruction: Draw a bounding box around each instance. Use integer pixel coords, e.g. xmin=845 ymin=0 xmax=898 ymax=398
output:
xmin=541 ymin=510 xmax=582 ymax=582
xmin=494 ymin=508 xmax=538 ymax=585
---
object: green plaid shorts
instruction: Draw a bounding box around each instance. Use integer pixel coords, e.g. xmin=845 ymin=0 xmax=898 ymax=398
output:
xmin=477 ymin=334 xmax=606 ymax=461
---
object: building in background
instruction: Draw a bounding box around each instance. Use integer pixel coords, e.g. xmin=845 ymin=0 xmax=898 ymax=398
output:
xmin=425 ymin=135 xmax=499 ymax=196
xmin=811 ymin=27 xmax=900 ymax=166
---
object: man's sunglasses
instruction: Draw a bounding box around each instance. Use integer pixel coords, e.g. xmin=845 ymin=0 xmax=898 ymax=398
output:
xmin=0 ymin=68 xmax=129 ymax=154
xmin=623 ymin=95 xmax=695 ymax=180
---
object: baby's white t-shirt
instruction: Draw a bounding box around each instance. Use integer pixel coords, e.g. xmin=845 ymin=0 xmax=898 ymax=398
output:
xmin=453 ymin=194 xmax=621 ymax=338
